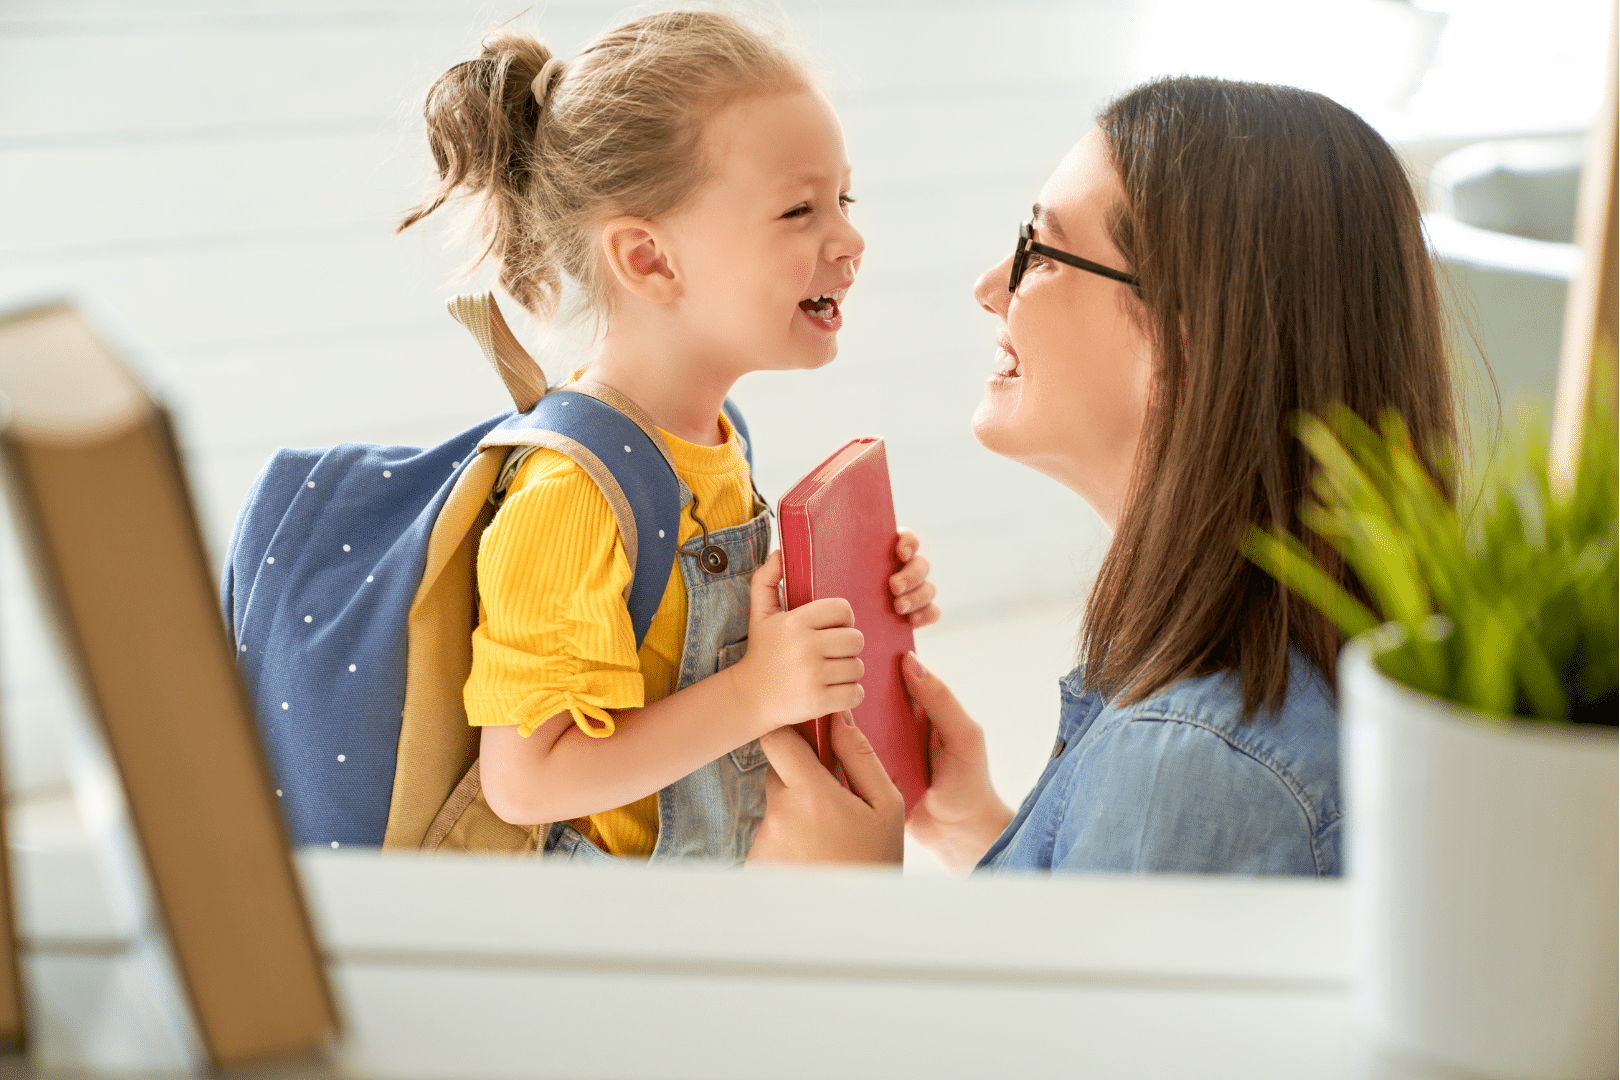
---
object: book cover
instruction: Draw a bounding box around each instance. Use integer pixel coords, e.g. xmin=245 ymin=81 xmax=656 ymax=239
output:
xmin=0 ymin=302 xmax=338 ymax=1070
xmin=777 ymin=438 xmax=928 ymax=812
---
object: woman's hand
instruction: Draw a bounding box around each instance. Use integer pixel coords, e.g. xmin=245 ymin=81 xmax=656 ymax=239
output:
xmin=902 ymin=652 xmax=1015 ymax=873
xmin=889 ymin=529 xmax=941 ymax=628
xmin=747 ymin=711 xmax=904 ymax=867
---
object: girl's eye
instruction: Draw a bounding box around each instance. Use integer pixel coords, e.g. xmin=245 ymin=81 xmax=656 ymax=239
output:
xmin=782 ymin=204 xmax=811 ymax=219
xmin=839 ymin=193 xmax=856 ymax=209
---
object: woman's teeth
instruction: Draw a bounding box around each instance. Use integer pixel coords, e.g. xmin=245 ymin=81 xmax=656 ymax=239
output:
xmin=799 ymin=289 xmax=846 ymax=321
xmin=994 ymin=348 xmax=1021 ymax=377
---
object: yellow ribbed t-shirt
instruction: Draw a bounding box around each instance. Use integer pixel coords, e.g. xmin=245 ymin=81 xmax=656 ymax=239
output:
xmin=464 ymin=411 xmax=755 ymax=858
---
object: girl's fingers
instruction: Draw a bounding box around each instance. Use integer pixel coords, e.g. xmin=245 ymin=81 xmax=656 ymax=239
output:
xmin=818 ymin=626 xmax=866 ymax=658
xmin=907 ymin=602 xmax=942 ymax=629
xmin=894 ymin=528 xmax=920 ymax=563
xmin=889 ymin=553 xmax=932 ymax=597
xmin=801 ymin=596 xmax=857 ymax=630
xmin=823 ymin=657 xmax=864 ymax=685
xmin=892 ymin=579 xmax=936 ymax=616
xmin=830 ymin=682 xmax=865 ymax=713
xmin=749 ymin=550 xmax=784 ymax=623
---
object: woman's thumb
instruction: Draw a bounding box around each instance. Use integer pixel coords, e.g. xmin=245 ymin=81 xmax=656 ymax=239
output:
xmin=829 ymin=712 xmax=903 ymax=814
xmin=902 ymin=652 xmax=965 ymax=721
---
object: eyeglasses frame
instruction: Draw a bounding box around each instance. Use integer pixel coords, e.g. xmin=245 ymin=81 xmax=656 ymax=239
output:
xmin=1009 ymin=220 xmax=1141 ymax=293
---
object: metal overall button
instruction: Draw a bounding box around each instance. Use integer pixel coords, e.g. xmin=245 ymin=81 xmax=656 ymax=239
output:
xmin=687 ymin=494 xmax=728 ymax=575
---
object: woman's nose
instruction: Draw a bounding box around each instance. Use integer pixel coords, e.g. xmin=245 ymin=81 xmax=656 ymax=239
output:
xmin=974 ymin=254 xmax=1012 ymax=316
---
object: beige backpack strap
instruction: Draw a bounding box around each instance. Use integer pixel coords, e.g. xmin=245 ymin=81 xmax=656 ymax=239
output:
xmin=447 ymin=293 xmax=549 ymax=412
xmin=421 ymin=761 xmax=484 ymax=852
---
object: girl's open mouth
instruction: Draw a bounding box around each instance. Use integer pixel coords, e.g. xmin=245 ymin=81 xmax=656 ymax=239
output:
xmin=798 ymin=288 xmax=846 ymax=327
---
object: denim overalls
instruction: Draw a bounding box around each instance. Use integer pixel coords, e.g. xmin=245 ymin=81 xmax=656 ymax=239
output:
xmin=543 ymin=483 xmax=772 ymax=866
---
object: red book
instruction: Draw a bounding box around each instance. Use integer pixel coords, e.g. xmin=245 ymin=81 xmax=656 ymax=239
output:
xmin=777 ymin=438 xmax=928 ymax=812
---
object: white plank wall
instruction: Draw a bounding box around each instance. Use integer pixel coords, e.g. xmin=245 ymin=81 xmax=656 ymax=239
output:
xmin=0 ymin=1 xmax=1610 ymax=1076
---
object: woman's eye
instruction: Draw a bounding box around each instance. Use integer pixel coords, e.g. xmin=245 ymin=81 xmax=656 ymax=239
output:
xmin=1027 ymin=251 xmax=1049 ymax=268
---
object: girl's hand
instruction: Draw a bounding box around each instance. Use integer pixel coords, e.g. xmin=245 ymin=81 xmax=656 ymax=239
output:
xmin=747 ymin=711 xmax=904 ymax=866
xmin=728 ymin=551 xmax=865 ymax=735
xmin=889 ymin=529 xmax=941 ymax=629
xmin=901 ymin=652 xmax=1014 ymax=873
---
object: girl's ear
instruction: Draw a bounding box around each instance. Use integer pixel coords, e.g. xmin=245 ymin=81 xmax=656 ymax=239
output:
xmin=600 ymin=217 xmax=679 ymax=304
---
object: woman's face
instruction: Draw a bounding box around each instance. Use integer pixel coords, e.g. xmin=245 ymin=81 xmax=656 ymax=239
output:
xmin=971 ymin=125 xmax=1154 ymax=530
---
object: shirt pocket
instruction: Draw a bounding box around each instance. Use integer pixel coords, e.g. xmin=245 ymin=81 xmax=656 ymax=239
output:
xmin=717 ymin=638 xmax=767 ymax=772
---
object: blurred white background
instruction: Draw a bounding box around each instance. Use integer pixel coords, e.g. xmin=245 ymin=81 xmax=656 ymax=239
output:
xmin=0 ymin=0 xmax=1611 ymax=876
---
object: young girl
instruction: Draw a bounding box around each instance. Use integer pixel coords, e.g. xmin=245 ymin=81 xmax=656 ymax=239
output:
xmin=399 ymin=11 xmax=940 ymax=863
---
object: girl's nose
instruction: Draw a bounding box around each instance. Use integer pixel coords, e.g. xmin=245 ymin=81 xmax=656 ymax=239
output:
xmin=974 ymin=254 xmax=1012 ymax=316
xmin=830 ymin=214 xmax=865 ymax=264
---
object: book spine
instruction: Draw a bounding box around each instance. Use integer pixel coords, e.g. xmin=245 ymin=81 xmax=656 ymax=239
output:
xmin=776 ymin=502 xmax=832 ymax=767
xmin=777 ymin=502 xmax=814 ymax=610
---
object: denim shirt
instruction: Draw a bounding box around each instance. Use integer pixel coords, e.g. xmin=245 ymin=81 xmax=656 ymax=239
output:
xmin=978 ymin=652 xmax=1341 ymax=877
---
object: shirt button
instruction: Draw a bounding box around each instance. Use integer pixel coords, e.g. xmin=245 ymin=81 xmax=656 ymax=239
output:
xmin=1052 ymin=738 xmax=1066 ymax=758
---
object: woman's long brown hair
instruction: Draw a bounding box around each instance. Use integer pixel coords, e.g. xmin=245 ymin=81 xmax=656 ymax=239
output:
xmin=1084 ymin=77 xmax=1456 ymax=717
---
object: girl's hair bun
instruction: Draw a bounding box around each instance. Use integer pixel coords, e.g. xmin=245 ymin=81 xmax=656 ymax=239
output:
xmin=399 ymin=12 xmax=808 ymax=322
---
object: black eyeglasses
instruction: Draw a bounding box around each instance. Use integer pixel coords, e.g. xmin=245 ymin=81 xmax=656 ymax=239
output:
xmin=1009 ymin=220 xmax=1140 ymax=293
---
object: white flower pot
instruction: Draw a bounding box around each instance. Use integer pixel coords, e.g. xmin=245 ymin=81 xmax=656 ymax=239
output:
xmin=1340 ymin=638 xmax=1618 ymax=1079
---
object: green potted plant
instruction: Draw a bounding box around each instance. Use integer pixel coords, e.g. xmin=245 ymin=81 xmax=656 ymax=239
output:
xmin=1246 ymin=355 xmax=1617 ymax=1080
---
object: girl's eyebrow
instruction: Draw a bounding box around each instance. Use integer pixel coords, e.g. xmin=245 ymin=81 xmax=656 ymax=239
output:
xmin=1031 ymin=201 xmax=1069 ymax=243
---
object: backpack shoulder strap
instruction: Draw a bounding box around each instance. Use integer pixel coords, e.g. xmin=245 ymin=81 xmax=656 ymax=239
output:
xmin=480 ymin=382 xmax=684 ymax=650
xmin=721 ymin=397 xmax=753 ymax=469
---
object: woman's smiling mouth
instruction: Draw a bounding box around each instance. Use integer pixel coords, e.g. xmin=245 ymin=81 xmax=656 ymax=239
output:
xmin=992 ymin=334 xmax=1022 ymax=378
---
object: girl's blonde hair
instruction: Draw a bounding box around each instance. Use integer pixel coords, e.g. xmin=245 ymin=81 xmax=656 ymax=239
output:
xmin=399 ymin=10 xmax=809 ymax=322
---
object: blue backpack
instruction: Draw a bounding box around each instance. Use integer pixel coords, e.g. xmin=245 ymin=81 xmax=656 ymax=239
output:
xmin=222 ymin=295 xmax=751 ymax=851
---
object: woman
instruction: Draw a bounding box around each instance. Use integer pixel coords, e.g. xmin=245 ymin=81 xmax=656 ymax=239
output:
xmin=747 ymin=76 xmax=1456 ymax=875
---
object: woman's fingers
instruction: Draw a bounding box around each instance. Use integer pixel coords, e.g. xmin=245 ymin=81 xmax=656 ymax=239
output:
xmin=901 ymin=652 xmax=974 ymax=735
xmin=829 ymin=712 xmax=904 ymax=818
xmin=759 ymin=726 xmax=830 ymax=790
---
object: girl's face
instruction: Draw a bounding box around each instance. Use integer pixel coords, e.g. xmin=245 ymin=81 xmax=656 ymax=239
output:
xmin=971 ymin=126 xmax=1154 ymax=530
xmin=662 ymin=88 xmax=864 ymax=375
